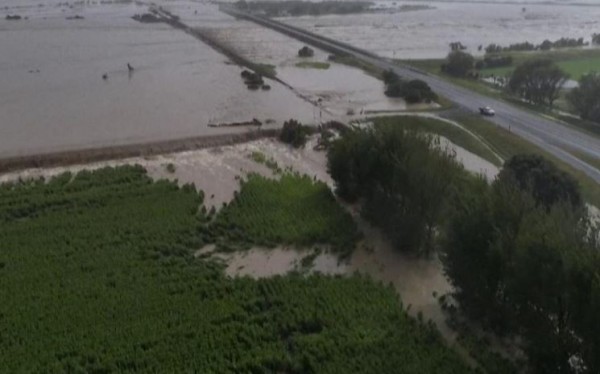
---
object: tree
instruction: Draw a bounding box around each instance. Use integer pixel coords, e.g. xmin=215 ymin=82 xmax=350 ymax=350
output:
xmin=593 ymin=33 xmax=600 ymax=45
xmin=567 ymin=72 xmax=600 ymax=123
xmin=279 ymin=119 xmax=310 ymax=148
xmin=298 ymin=46 xmax=314 ymax=58
xmin=498 ymin=154 xmax=582 ymax=209
xmin=328 ymin=124 xmax=463 ymax=255
xmin=442 ymin=50 xmax=475 ymax=77
xmin=382 ymin=70 xmax=437 ymax=103
xmin=442 ymin=155 xmax=600 ymax=373
xmin=508 ymin=59 xmax=568 ymax=108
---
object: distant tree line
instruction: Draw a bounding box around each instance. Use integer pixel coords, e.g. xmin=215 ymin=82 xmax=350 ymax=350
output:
xmin=485 ymin=37 xmax=587 ymax=54
xmin=382 ymin=70 xmax=437 ymax=103
xmin=236 ymin=0 xmax=372 ymax=17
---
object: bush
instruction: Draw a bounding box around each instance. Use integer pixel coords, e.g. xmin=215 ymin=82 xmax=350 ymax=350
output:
xmin=279 ymin=119 xmax=310 ymax=148
xmin=298 ymin=46 xmax=314 ymax=58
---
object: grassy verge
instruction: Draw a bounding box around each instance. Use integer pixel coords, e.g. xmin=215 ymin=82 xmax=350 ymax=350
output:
xmin=372 ymin=115 xmax=502 ymax=167
xmin=0 ymin=166 xmax=473 ymax=373
xmin=401 ymin=58 xmax=600 ymax=137
xmin=295 ymin=61 xmax=331 ymax=69
xmin=333 ymin=54 xmax=383 ymax=78
xmin=447 ymin=113 xmax=600 ymax=206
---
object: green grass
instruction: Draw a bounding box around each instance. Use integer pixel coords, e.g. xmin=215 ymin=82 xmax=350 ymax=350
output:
xmin=333 ymin=54 xmax=383 ymax=78
xmin=479 ymin=49 xmax=600 ymax=80
xmin=295 ymin=61 xmax=331 ymax=70
xmin=0 ymin=166 xmax=474 ymax=373
xmin=372 ymin=115 xmax=502 ymax=167
xmin=212 ymin=173 xmax=359 ymax=253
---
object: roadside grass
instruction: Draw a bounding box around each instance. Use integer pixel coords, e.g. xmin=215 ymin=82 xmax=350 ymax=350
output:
xmin=295 ymin=61 xmax=331 ymax=69
xmin=447 ymin=113 xmax=600 ymax=207
xmin=372 ymin=115 xmax=502 ymax=167
xmin=333 ymin=54 xmax=383 ymax=78
xmin=401 ymin=58 xmax=600 ymax=138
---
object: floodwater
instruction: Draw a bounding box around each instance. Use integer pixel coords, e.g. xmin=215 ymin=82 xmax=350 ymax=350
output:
xmin=281 ymin=0 xmax=600 ymax=59
xmin=0 ymin=0 xmax=316 ymax=158
xmin=198 ymin=17 xmax=415 ymax=118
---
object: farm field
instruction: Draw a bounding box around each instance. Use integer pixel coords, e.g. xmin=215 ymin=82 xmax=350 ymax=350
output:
xmin=0 ymin=166 xmax=471 ymax=373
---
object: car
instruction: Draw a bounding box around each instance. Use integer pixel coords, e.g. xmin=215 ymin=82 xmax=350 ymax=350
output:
xmin=479 ymin=106 xmax=496 ymax=116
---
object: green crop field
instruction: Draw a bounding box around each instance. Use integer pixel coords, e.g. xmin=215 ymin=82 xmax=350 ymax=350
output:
xmin=212 ymin=173 xmax=359 ymax=252
xmin=0 ymin=166 xmax=472 ymax=373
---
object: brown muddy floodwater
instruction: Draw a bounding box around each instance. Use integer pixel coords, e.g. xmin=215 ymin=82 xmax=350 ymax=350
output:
xmin=282 ymin=0 xmax=600 ymax=59
xmin=0 ymin=0 xmax=316 ymax=158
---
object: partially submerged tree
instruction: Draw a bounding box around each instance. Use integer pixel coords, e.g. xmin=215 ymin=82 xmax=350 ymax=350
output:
xmin=327 ymin=123 xmax=463 ymax=255
xmin=298 ymin=46 xmax=314 ymax=58
xmin=568 ymin=72 xmax=600 ymax=124
xmin=279 ymin=119 xmax=310 ymax=148
xmin=508 ymin=59 xmax=568 ymax=108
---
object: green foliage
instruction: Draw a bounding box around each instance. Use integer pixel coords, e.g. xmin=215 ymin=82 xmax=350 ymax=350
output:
xmin=383 ymin=70 xmax=437 ymax=103
xmin=499 ymin=154 xmax=582 ymax=209
xmin=298 ymin=46 xmax=314 ymax=58
xmin=327 ymin=123 xmax=465 ymax=255
xmin=508 ymin=58 xmax=569 ymax=107
xmin=442 ymin=51 xmax=475 ymax=77
xmin=240 ymin=1 xmax=371 ymax=17
xmin=280 ymin=119 xmax=311 ymax=148
xmin=442 ymin=156 xmax=600 ymax=373
xmin=212 ymin=173 xmax=359 ymax=252
xmin=0 ymin=166 xmax=473 ymax=372
xmin=295 ymin=61 xmax=330 ymax=69
xmin=568 ymin=72 xmax=600 ymax=123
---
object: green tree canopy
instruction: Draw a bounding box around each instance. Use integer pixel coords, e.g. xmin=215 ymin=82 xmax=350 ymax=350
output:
xmin=442 ymin=50 xmax=475 ymax=77
xmin=567 ymin=72 xmax=600 ymax=123
xmin=508 ymin=59 xmax=569 ymax=107
xmin=498 ymin=154 xmax=582 ymax=209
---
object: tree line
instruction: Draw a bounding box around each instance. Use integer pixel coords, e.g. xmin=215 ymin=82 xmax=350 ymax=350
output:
xmin=327 ymin=123 xmax=600 ymax=373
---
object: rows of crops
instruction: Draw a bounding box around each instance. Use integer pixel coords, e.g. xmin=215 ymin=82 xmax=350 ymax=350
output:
xmin=0 ymin=166 xmax=471 ymax=372
xmin=212 ymin=173 xmax=360 ymax=253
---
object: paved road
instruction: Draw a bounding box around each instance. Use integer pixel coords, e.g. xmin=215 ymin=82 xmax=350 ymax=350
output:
xmin=223 ymin=8 xmax=600 ymax=182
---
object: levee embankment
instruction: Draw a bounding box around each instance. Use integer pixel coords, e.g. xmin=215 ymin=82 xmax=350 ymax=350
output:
xmin=0 ymin=130 xmax=279 ymax=174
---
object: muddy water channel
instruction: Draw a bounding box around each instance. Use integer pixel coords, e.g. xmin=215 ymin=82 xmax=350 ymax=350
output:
xmin=0 ymin=0 xmax=315 ymax=158
xmin=281 ymin=0 xmax=600 ymax=59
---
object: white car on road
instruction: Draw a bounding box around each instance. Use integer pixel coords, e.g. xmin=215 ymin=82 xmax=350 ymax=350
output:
xmin=479 ymin=106 xmax=496 ymax=116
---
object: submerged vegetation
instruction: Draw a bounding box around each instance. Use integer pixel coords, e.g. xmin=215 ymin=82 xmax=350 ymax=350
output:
xmin=295 ymin=61 xmax=331 ymax=70
xmin=0 ymin=165 xmax=473 ymax=372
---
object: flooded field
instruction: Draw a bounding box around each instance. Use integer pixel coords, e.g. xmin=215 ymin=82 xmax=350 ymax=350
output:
xmin=0 ymin=0 xmax=316 ymax=158
xmin=281 ymin=0 xmax=600 ymax=59
xmin=196 ymin=16 xmax=415 ymax=117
